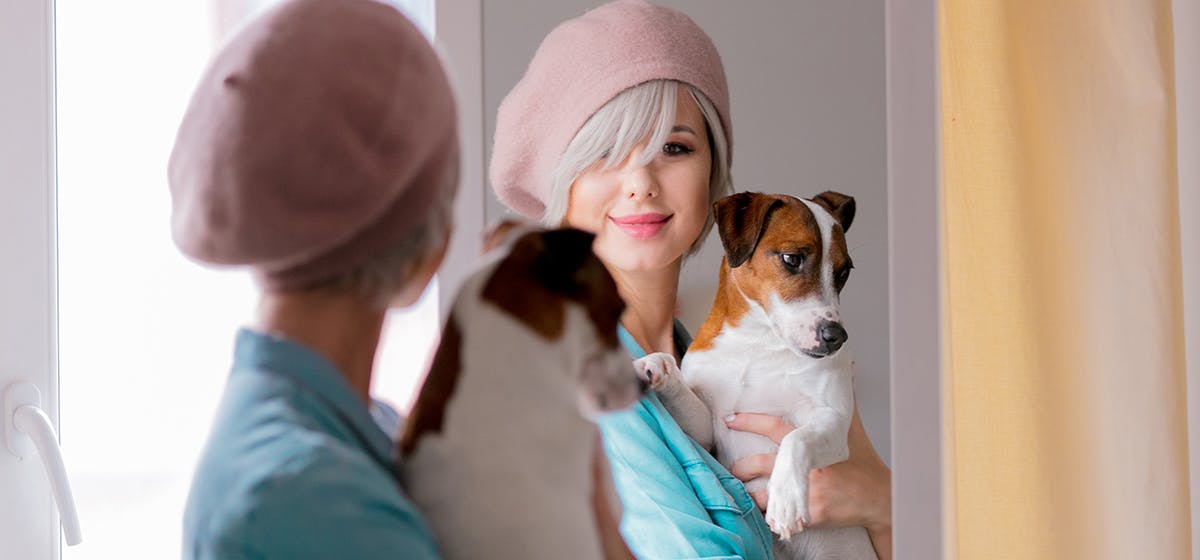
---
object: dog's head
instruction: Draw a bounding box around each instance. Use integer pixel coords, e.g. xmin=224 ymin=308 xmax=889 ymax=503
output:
xmin=481 ymin=225 xmax=646 ymax=419
xmin=714 ymin=191 xmax=855 ymax=359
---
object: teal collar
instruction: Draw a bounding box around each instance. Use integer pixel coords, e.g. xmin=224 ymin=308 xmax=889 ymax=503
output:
xmin=616 ymin=319 xmax=693 ymax=360
xmin=232 ymin=328 xmax=395 ymax=472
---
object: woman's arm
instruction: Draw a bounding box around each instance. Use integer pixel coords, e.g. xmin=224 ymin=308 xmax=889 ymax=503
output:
xmin=726 ymin=405 xmax=892 ymax=560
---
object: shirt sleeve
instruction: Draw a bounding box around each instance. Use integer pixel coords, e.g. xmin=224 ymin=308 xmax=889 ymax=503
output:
xmin=599 ymin=399 xmax=750 ymax=560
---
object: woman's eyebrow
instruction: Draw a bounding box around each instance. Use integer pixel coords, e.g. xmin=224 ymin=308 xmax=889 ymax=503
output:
xmin=671 ymin=125 xmax=697 ymax=135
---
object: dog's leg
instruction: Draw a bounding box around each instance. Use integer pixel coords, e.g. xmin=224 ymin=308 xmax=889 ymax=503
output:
xmin=765 ymin=407 xmax=851 ymax=540
xmin=635 ymin=353 xmax=715 ymax=448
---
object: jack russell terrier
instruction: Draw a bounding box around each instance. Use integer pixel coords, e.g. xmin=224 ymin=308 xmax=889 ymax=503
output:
xmin=637 ymin=191 xmax=878 ymax=559
xmin=400 ymin=226 xmax=644 ymax=560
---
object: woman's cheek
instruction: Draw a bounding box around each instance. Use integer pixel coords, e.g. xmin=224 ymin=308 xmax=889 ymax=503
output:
xmin=564 ymin=181 xmax=607 ymax=234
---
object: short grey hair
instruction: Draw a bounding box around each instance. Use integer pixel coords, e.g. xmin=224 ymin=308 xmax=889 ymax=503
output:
xmin=308 ymin=161 xmax=458 ymax=308
xmin=544 ymin=79 xmax=731 ymax=256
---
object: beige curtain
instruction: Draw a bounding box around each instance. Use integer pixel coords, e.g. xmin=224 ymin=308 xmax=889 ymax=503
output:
xmin=940 ymin=1 xmax=1189 ymax=558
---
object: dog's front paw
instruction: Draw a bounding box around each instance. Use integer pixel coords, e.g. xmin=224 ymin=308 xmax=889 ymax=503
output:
xmin=633 ymin=352 xmax=680 ymax=393
xmin=765 ymin=471 xmax=810 ymax=541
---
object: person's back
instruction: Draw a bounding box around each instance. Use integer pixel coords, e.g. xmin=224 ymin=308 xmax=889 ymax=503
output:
xmin=184 ymin=330 xmax=438 ymax=559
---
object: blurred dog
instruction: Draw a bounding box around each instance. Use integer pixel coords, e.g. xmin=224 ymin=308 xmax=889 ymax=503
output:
xmin=400 ymin=225 xmax=643 ymax=560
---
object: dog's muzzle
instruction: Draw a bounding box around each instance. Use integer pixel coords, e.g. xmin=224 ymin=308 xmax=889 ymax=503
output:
xmin=804 ymin=319 xmax=847 ymax=358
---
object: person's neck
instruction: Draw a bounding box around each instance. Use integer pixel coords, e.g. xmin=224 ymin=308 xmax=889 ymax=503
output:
xmin=253 ymin=290 xmax=385 ymax=404
xmin=608 ymin=259 xmax=682 ymax=360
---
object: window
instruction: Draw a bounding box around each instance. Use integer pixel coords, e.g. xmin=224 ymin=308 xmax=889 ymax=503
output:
xmin=54 ymin=1 xmax=437 ymax=558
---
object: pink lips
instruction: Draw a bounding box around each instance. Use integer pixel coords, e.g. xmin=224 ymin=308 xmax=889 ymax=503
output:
xmin=610 ymin=213 xmax=672 ymax=238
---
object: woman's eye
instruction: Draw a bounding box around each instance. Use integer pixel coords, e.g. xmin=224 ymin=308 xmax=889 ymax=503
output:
xmin=662 ymin=142 xmax=693 ymax=156
xmin=780 ymin=253 xmax=804 ymax=269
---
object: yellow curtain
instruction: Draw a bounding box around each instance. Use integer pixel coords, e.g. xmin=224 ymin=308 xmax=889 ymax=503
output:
xmin=940 ymin=1 xmax=1189 ymax=558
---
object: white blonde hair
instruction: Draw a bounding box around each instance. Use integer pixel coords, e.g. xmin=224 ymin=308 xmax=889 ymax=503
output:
xmin=544 ymin=79 xmax=731 ymax=256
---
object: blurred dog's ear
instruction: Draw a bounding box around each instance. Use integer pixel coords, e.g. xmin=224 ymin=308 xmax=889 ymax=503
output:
xmin=538 ymin=228 xmax=597 ymax=292
xmin=540 ymin=228 xmax=623 ymax=349
xmin=482 ymin=231 xmax=566 ymax=340
xmin=481 ymin=220 xmax=531 ymax=255
xmin=481 ymin=228 xmax=614 ymax=345
xmin=811 ymin=191 xmax=856 ymax=233
xmin=714 ymin=192 xmax=782 ymax=268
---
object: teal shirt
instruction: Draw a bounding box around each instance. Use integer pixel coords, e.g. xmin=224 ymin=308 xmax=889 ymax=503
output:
xmin=183 ymin=329 xmax=440 ymax=560
xmin=599 ymin=322 xmax=774 ymax=560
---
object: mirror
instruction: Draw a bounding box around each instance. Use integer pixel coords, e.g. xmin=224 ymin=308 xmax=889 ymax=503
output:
xmin=478 ymin=0 xmax=891 ymax=461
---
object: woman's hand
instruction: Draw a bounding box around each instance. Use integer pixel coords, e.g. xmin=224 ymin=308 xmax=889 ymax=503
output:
xmin=725 ymin=406 xmax=892 ymax=559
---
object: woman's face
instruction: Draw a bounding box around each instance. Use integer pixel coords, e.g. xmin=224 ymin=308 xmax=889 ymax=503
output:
xmin=564 ymin=94 xmax=712 ymax=272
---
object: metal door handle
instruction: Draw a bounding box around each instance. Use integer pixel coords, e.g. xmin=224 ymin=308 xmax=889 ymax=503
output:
xmin=4 ymin=381 xmax=82 ymax=546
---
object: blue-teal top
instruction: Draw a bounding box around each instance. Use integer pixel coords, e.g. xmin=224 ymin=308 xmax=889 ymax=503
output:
xmin=598 ymin=322 xmax=775 ymax=560
xmin=182 ymin=328 xmax=440 ymax=560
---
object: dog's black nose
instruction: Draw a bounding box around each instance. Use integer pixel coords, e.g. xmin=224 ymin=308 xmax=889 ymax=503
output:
xmin=818 ymin=321 xmax=847 ymax=352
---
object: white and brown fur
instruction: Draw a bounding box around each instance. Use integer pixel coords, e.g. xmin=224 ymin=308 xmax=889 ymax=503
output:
xmin=400 ymin=226 xmax=643 ymax=560
xmin=639 ymin=191 xmax=877 ymax=559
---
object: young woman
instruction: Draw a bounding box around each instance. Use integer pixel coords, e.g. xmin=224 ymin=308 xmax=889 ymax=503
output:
xmin=490 ymin=1 xmax=893 ymax=558
xmin=169 ymin=1 xmax=457 ymax=557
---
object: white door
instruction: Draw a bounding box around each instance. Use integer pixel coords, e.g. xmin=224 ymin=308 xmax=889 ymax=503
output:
xmin=1 ymin=1 xmax=444 ymax=558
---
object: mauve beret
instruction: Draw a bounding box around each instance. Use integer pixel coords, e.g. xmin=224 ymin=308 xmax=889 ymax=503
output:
xmin=169 ymin=0 xmax=458 ymax=289
xmin=489 ymin=0 xmax=732 ymax=220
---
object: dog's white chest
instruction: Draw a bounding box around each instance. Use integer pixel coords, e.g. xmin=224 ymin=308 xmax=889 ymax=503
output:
xmin=684 ymin=340 xmax=853 ymax=423
xmin=681 ymin=331 xmax=855 ymax=476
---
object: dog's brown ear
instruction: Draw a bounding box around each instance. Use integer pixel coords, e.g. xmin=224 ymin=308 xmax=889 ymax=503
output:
xmin=481 ymin=219 xmax=528 ymax=255
xmin=481 ymin=228 xmax=618 ymax=345
xmin=714 ymin=192 xmax=782 ymax=268
xmin=811 ymin=191 xmax=856 ymax=233
xmin=538 ymin=228 xmax=597 ymax=292
xmin=481 ymin=232 xmax=566 ymax=340
xmin=541 ymin=228 xmax=623 ymax=349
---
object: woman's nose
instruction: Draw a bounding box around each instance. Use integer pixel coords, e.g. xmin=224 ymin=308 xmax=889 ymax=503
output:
xmin=622 ymin=163 xmax=659 ymax=201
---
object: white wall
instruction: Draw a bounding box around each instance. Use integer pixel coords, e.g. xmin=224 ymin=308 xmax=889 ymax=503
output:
xmin=478 ymin=1 xmax=891 ymax=460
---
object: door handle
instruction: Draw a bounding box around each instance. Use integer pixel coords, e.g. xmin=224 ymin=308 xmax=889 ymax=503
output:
xmin=4 ymin=381 xmax=83 ymax=546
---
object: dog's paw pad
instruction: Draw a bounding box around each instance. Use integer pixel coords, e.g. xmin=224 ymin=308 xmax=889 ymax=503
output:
xmin=633 ymin=353 xmax=679 ymax=391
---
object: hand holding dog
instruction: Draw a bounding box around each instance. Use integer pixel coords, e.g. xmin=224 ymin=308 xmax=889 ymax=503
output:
xmin=726 ymin=406 xmax=892 ymax=559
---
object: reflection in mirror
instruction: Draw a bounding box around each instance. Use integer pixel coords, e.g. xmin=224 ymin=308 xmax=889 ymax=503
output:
xmin=481 ymin=1 xmax=889 ymax=460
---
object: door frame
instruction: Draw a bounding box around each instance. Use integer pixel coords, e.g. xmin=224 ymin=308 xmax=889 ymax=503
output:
xmin=885 ymin=0 xmax=944 ymax=557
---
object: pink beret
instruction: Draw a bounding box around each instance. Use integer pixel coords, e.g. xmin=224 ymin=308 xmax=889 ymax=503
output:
xmin=490 ymin=0 xmax=731 ymax=219
xmin=169 ymin=0 xmax=458 ymax=289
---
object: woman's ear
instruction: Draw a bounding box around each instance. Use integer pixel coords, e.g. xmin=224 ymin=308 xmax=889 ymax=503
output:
xmin=713 ymin=192 xmax=782 ymax=268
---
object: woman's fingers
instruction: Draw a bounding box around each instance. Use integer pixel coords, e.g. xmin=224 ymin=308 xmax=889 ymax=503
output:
xmin=728 ymin=452 xmax=775 ymax=482
xmin=724 ymin=412 xmax=794 ymax=444
xmin=724 ymin=407 xmax=891 ymax=536
xmin=803 ymin=407 xmax=892 ymax=532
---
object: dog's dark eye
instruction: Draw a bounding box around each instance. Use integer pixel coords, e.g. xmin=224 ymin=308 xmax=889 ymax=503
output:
xmin=780 ymin=253 xmax=804 ymax=270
